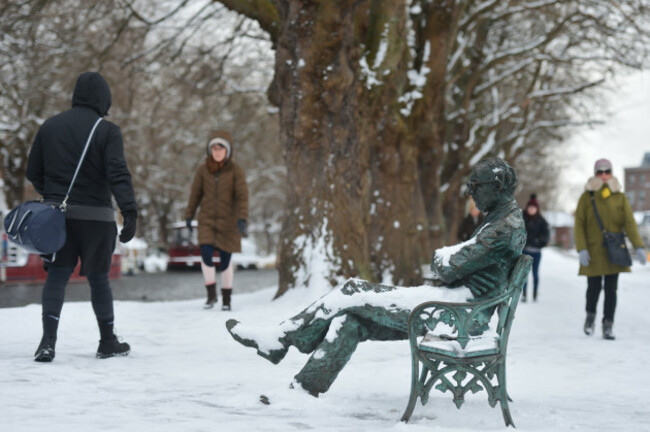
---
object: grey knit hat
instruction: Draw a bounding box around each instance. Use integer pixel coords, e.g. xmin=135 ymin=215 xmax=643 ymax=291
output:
xmin=207 ymin=130 xmax=233 ymax=159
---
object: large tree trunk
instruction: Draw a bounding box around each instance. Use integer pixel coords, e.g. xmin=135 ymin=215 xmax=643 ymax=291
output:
xmin=361 ymin=0 xmax=429 ymax=285
xmin=412 ymin=3 xmax=461 ymax=249
xmin=274 ymin=1 xmax=371 ymax=297
xmin=367 ymin=135 xmax=429 ymax=284
xmin=273 ymin=0 xmax=432 ymax=294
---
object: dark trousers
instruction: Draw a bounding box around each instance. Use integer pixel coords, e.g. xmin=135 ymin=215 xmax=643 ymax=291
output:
xmin=42 ymin=266 xmax=115 ymax=338
xmin=522 ymin=251 xmax=541 ymax=297
xmin=586 ymin=274 xmax=619 ymax=322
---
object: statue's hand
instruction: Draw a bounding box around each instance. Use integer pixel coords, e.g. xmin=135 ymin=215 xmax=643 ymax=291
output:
xmin=464 ymin=271 xmax=499 ymax=296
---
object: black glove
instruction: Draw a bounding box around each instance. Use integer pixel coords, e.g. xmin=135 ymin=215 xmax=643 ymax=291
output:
xmin=119 ymin=212 xmax=137 ymax=243
xmin=186 ymin=218 xmax=193 ymax=233
xmin=237 ymin=219 xmax=248 ymax=238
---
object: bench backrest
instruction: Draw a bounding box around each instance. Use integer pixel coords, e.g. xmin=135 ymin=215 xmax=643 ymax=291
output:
xmin=494 ymin=254 xmax=533 ymax=352
xmin=409 ymin=254 xmax=532 ymax=352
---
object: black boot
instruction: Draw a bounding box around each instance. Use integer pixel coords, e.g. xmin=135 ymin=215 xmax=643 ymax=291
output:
xmin=35 ymin=313 xmax=60 ymax=362
xmin=221 ymin=288 xmax=232 ymax=311
xmin=96 ymin=318 xmax=130 ymax=358
xmin=97 ymin=335 xmax=131 ymax=358
xmin=204 ymin=283 xmax=217 ymax=309
xmin=584 ymin=312 xmax=596 ymax=336
xmin=34 ymin=335 xmax=57 ymax=362
xmin=602 ymin=319 xmax=615 ymax=340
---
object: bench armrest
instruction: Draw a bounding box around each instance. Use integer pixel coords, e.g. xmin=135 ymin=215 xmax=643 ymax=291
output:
xmin=406 ymin=289 xmax=513 ymax=350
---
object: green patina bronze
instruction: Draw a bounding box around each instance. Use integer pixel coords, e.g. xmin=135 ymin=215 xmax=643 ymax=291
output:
xmin=401 ymin=254 xmax=531 ymax=427
xmin=226 ymin=157 xmax=528 ymax=425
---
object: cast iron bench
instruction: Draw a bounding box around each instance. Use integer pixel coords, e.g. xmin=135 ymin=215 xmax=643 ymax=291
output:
xmin=401 ymin=254 xmax=532 ymax=427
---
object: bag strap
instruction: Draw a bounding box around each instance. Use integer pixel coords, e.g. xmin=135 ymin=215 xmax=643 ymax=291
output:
xmin=61 ymin=117 xmax=103 ymax=210
xmin=589 ymin=192 xmax=607 ymax=234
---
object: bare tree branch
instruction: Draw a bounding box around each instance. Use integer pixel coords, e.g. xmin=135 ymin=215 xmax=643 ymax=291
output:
xmin=214 ymin=0 xmax=279 ymax=43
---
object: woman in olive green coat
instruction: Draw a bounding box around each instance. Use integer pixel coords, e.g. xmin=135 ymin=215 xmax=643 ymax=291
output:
xmin=185 ymin=130 xmax=249 ymax=310
xmin=574 ymin=159 xmax=646 ymax=340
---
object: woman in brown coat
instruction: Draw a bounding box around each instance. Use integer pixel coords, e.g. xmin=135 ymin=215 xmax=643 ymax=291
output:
xmin=185 ymin=130 xmax=249 ymax=310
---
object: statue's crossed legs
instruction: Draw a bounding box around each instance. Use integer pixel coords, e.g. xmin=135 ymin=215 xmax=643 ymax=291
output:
xmin=226 ymin=278 xmax=471 ymax=395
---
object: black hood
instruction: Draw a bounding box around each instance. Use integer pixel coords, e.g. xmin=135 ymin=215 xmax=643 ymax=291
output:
xmin=71 ymin=72 xmax=112 ymax=116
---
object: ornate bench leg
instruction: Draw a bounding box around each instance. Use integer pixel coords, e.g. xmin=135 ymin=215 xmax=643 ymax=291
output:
xmin=499 ymin=398 xmax=515 ymax=428
xmin=497 ymin=362 xmax=516 ymax=427
xmin=401 ymin=352 xmax=420 ymax=422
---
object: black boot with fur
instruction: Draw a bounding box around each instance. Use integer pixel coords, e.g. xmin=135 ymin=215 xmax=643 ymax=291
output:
xmin=221 ymin=288 xmax=232 ymax=311
xmin=204 ymin=283 xmax=217 ymax=309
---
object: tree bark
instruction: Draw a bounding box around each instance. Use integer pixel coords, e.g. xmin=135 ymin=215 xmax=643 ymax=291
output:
xmin=273 ymin=1 xmax=371 ymax=296
xmin=411 ymin=2 xmax=461 ymax=249
xmin=361 ymin=0 xmax=429 ymax=285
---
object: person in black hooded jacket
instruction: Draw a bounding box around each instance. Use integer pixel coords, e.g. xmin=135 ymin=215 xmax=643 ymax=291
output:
xmin=26 ymin=71 xmax=137 ymax=362
xmin=521 ymin=194 xmax=550 ymax=302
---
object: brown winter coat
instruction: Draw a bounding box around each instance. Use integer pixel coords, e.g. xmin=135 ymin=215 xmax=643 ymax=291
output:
xmin=574 ymin=176 xmax=643 ymax=276
xmin=185 ymin=137 xmax=249 ymax=253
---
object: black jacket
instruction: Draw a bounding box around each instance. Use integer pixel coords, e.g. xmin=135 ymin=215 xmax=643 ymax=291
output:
xmin=523 ymin=214 xmax=550 ymax=250
xmin=26 ymin=72 xmax=137 ymax=218
xmin=456 ymin=213 xmax=485 ymax=242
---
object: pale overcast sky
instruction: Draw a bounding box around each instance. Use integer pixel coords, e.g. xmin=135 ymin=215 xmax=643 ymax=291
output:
xmin=558 ymin=70 xmax=650 ymax=212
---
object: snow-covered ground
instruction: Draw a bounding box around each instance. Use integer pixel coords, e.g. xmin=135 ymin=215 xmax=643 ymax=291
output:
xmin=1 ymin=248 xmax=649 ymax=432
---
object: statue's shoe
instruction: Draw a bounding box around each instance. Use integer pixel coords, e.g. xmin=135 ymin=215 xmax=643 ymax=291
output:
xmin=290 ymin=379 xmax=320 ymax=398
xmin=226 ymin=319 xmax=289 ymax=364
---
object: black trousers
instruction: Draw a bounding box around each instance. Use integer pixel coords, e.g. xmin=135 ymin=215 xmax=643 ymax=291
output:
xmin=48 ymin=219 xmax=117 ymax=275
xmin=42 ymin=267 xmax=114 ymax=338
xmin=586 ymin=274 xmax=619 ymax=322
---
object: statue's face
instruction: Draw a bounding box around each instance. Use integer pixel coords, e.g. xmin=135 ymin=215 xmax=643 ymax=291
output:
xmin=467 ymin=170 xmax=499 ymax=212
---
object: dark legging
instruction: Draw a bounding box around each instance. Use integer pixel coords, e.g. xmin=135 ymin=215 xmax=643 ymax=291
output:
xmin=586 ymin=274 xmax=619 ymax=322
xmin=522 ymin=250 xmax=541 ymax=296
xmin=42 ymin=266 xmax=74 ymax=324
xmin=87 ymin=272 xmax=115 ymax=322
xmin=200 ymin=244 xmax=232 ymax=271
xmin=42 ymin=266 xmax=115 ymax=337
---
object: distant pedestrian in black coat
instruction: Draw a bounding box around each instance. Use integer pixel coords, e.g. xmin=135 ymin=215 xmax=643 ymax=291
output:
xmin=522 ymin=194 xmax=550 ymax=302
xmin=456 ymin=198 xmax=484 ymax=242
xmin=26 ymin=71 xmax=137 ymax=362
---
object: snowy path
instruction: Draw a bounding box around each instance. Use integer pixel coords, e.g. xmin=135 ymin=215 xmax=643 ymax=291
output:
xmin=1 ymin=248 xmax=649 ymax=431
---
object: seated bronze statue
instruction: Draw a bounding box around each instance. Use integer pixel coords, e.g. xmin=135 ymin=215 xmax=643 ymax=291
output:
xmin=226 ymin=157 xmax=526 ymax=397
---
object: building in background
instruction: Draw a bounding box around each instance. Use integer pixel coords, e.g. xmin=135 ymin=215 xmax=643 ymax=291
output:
xmin=624 ymin=152 xmax=650 ymax=212
xmin=544 ymin=211 xmax=574 ymax=250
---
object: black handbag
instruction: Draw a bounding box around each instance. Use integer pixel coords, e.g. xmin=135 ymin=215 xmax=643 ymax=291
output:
xmin=3 ymin=118 xmax=103 ymax=255
xmin=589 ymin=193 xmax=632 ymax=267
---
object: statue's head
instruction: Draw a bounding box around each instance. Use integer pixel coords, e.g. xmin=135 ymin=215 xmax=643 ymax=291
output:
xmin=466 ymin=157 xmax=517 ymax=213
